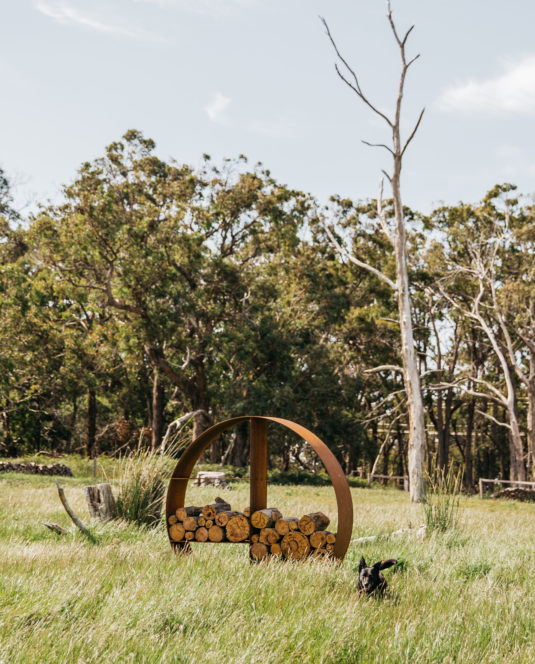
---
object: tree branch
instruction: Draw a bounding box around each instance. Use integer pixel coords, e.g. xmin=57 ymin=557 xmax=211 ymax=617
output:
xmin=476 ymin=409 xmax=512 ymax=430
xmin=401 ymin=107 xmax=425 ymax=157
xmin=365 ymin=365 xmax=404 ymax=374
xmin=322 ymin=221 xmax=396 ymax=290
xmin=320 ymin=16 xmax=393 ymax=128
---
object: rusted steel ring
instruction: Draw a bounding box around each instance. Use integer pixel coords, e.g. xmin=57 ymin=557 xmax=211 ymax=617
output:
xmin=166 ymin=416 xmax=353 ymax=561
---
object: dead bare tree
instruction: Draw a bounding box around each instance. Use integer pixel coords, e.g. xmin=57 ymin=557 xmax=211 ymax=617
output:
xmin=436 ymin=226 xmax=527 ymax=482
xmin=321 ymin=1 xmax=426 ymax=502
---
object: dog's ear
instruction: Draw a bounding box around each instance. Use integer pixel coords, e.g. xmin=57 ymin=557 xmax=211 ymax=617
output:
xmin=359 ymin=556 xmax=367 ymax=572
xmin=379 ymin=559 xmax=397 ymax=570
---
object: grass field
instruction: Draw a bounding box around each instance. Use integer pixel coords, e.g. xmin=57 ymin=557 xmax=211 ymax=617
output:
xmin=1 ymin=458 xmax=535 ymax=663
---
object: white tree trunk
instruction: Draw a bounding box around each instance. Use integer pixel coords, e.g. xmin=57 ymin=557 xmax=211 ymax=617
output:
xmin=392 ymin=162 xmax=426 ymax=502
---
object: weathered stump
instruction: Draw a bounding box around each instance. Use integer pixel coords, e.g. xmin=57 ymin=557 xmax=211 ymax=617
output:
xmin=84 ymin=483 xmax=117 ymax=521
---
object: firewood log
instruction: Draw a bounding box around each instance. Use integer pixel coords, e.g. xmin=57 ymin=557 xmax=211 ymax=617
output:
xmin=202 ymin=500 xmax=232 ymax=519
xmin=325 ymin=532 xmax=336 ymax=544
xmin=249 ymin=542 xmax=268 ymax=561
xmin=208 ymin=525 xmax=224 ymax=542
xmin=168 ymin=523 xmax=185 ymax=541
xmin=259 ymin=528 xmax=280 ymax=545
xmin=250 ymin=533 xmax=259 ymax=543
xmin=309 ymin=531 xmax=327 ymax=549
xmin=281 ymin=532 xmax=311 ymax=560
xmin=185 ymin=531 xmax=194 ymax=541
xmin=175 ymin=506 xmax=202 ymax=521
xmin=270 ymin=543 xmax=282 ymax=557
xmin=267 ymin=508 xmax=283 ymax=522
xmin=183 ymin=516 xmax=198 ymax=531
xmin=251 ymin=508 xmax=279 ymax=529
xmin=195 ymin=527 xmax=209 ymax=542
xmin=312 ymin=547 xmax=330 ymax=559
xmin=168 ymin=515 xmax=178 ymax=525
xmin=215 ymin=510 xmax=242 ymax=527
xmin=205 ymin=519 xmax=213 ymax=529
xmin=298 ymin=512 xmax=330 ymax=536
xmin=226 ymin=514 xmax=250 ymax=542
xmin=197 ymin=516 xmax=206 ymax=527
xmin=274 ymin=517 xmax=299 ymax=536
xmin=326 ymin=543 xmax=335 ymax=553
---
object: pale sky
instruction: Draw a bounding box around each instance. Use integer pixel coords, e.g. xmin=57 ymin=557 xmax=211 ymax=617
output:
xmin=2 ymin=0 xmax=535 ymax=215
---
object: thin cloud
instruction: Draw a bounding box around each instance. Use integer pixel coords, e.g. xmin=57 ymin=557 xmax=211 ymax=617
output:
xmin=133 ymin=0 xmax=256 ymax=17
xmin=205 ymin=92 xmax=230 ymax=124
xmin=34 ymin=0 xmax=165 ymax=42
xmin=438 ymin=55 xmax=535 ymax=114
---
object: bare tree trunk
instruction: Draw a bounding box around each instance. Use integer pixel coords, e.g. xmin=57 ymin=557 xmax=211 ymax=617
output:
xmin=464 ymin=396 xmax=475 ymax=492
xmin=322 ymin=4 xmax=426 ymax=501
xmin=527 ymin=359 xmax=535 ymax=477
xmin=392 ymin=163 xmax=426 ymax=501
xmin=151 ymin=369 xmax=164 ymax=451
xmin=86 ymin=387 xmax=96 ymax=458
xmin=508 ymin=399 xmax=525 ymax=481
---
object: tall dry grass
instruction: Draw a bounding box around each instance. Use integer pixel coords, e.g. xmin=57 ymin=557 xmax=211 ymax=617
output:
xmin=2 ymin=465 xmax=535 ymax=663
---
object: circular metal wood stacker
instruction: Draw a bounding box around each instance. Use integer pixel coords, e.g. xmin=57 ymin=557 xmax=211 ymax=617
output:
xmin=166 ymin=416 xmax=354 ymax=561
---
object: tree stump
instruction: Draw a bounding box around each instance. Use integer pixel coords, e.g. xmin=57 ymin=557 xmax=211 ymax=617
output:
xmin=84 ymin=483 xmax=117 ymax=521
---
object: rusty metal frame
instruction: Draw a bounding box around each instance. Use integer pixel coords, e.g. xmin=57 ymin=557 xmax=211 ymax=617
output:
xmin=166 ymin=416 xmax=353 ymax=561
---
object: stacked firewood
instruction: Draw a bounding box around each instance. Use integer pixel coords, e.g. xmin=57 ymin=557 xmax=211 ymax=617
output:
xmin=167 ymin=497 xmax=336 ymax=561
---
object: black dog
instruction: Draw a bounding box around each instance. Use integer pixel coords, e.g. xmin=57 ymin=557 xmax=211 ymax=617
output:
xmin=358 ymin=557 xmax=397 ymax=595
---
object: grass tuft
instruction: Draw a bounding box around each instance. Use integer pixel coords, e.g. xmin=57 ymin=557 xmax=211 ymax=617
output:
xmin=423 ymin=463 xmax=463 ymax=533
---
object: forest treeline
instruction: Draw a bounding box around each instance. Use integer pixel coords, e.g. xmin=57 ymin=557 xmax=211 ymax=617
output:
xmin=1 ymin=130 xmax=535 ymax=489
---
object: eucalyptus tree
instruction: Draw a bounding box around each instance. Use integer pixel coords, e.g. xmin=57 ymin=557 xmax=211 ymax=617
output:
xmin=430 ymin=186 xmax=528 ymax=481
xmin=321 ymin=1 xmax=427 ymax=501
xmin=32 ymin=131 xmax=311 ymax=449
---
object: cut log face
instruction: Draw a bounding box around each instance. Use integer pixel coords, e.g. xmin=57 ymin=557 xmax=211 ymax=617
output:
xmin=250 ymin=542 xmax=268 ymax=561
xmin=176 ymin=506 xmax=202 ymax=521
xmin=298 ymin=512 xmax=330 ymax=536
xmin=195 ymin=527 xmax=209 ymax=542
xmin=215 ymin=510 xmax=241 ymax=527
xmin=325 ymin=543 xmax=334 ymax=553
xmin=325 ymin=532 xmax=336 ymax=544
xmin=251 ymin=508 xmax=279 ymax=529
xmin=259 ymin=528 xmax=280 ymax=546
xmin=274 ymin=517 xmax=298 ymax=536
xmin=270 ymin=543 xmax=282 ymax=557
xmin=281 ymin=532 xmax=311 ymax=560
xmin=168 ymin=515 xmax=178 ymax=525
xmin=251 ymin=533 xmax=259 ymax=543
xmin=202 ymin=505 xmax=216 ymax=520
xmin=185 ymin=531 xmax=194 ymax=541
xmin=202 ymin=500 xmax=232 ymax=519
xmin=226 ymin=514 xmax=250 ymax=542
xmin=205 ymin=520 xmax=213 ymax=529
xmin=197 ymin=516 xmax=206 ymax=527
xmin=183 ymin=516 xmax=198 ymax=531
xmin=208 ymin=525 xmax=224 ymax=542
xmin=309 ymin=531 xmax=327 ymax=549
xmin=168 ymin=523 xmax=186 ymax=542
xmin=312 ymin=548 xmax=330 ymax=559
